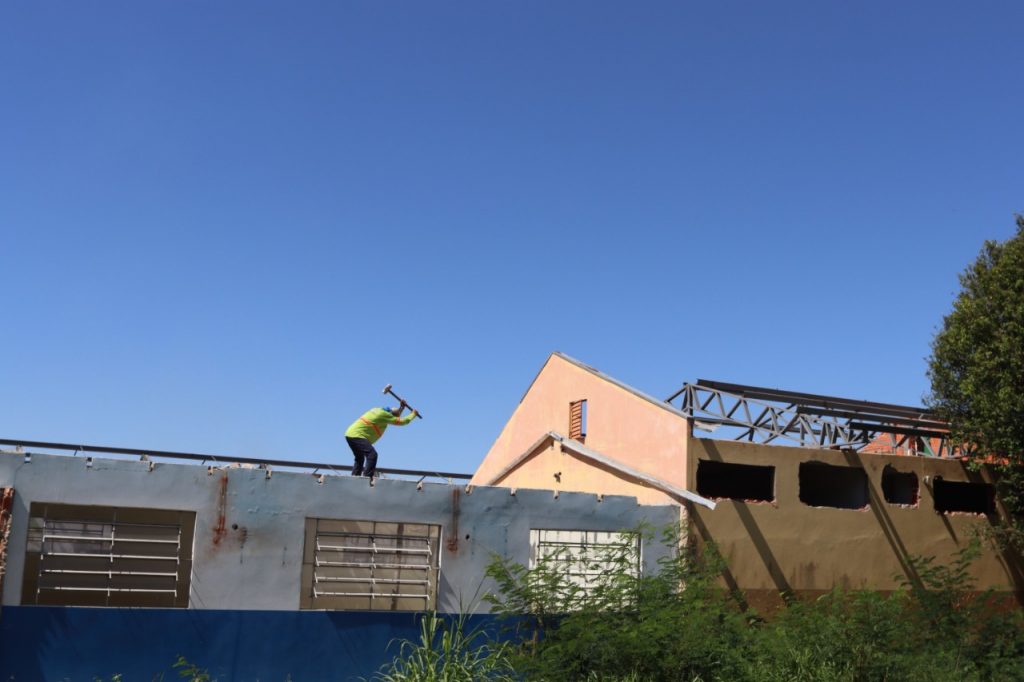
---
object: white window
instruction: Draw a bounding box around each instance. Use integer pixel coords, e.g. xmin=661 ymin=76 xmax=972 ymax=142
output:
xmin=529 ymin=529 xmax=640 ymax=594
xmin=22 ymin=503 xmax=195 ymax=608
xmin=302 ymin=518 xmax=441 ymax=611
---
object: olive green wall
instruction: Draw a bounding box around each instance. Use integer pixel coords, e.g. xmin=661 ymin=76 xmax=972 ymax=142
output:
xmin=688 ymin=437 xmax=1023 ymax=607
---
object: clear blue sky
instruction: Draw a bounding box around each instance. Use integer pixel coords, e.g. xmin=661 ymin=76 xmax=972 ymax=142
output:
xmin=2 ymin=1 xmax=1021 ymax=474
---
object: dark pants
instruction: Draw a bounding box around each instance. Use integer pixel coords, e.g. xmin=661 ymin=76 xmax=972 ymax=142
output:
xmin=346 ymin=437 xmax=378 ymax=478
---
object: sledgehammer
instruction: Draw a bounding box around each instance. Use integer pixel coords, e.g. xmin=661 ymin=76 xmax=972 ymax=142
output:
xmin=383 ymin=384 xmax=424 ymax=419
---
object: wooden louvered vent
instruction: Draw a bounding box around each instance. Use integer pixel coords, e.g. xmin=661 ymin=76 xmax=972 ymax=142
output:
xmin=569 ymin=399 xmax=587 ymax=443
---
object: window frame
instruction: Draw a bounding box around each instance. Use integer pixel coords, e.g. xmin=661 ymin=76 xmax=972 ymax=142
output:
xmin=301 ymin=517 xmax=442 ymax=612
xmin=528 ymin=528 xmax=641 ymax=601
xmin=21 ymin=502 xmax=195 ymax=608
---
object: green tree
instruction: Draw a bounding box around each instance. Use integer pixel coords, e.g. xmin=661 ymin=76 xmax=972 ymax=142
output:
xmin=928 ymin=216 xmax=1024 ymax=513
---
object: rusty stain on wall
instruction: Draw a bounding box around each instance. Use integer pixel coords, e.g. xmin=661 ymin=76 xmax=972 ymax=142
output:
xmin=0 ymin=488 xmax=13 ymax=593
xmin=447 ymin=488 xmax=460 ymax=553
xmin=212 ymin=474 xmax=228 ymax=546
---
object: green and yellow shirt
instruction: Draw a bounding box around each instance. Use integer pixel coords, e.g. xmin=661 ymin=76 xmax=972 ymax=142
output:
xmin=345 ymin=407 xmax=416 ymax=444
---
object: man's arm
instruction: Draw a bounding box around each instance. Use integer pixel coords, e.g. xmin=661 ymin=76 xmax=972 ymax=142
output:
xmin=394 ymin=410 xmax=417 ymax=425
xmin=382 ymin=406 xmax=417 ymax=425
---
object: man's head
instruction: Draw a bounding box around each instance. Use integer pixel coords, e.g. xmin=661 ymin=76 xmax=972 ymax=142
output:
xmin=388 ymin=406 xmax=402 ymax=416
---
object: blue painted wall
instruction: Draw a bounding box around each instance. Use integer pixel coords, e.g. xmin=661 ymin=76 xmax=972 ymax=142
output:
xmin=0 ymin=606 xmax=504 ymax=681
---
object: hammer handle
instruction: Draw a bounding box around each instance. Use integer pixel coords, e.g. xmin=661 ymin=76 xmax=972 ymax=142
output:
xmin=387 ymin=388 xmax=424 ymax=419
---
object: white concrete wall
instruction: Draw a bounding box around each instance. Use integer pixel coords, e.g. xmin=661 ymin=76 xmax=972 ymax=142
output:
xmin=0 ymin=451 xmax=678 ymax=613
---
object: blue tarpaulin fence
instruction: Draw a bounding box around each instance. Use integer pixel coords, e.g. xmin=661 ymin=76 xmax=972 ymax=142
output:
xmin=0 ymin=606 xmax=506 ymax=681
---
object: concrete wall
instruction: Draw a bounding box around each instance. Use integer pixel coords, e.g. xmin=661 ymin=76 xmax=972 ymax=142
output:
xmin=471 ymin=353 xmax=692 ymax=506
xmin=688 ymin=437 xmax=1022 ymax=607
xmin=0 ymin=450 xmax=678 ymax=612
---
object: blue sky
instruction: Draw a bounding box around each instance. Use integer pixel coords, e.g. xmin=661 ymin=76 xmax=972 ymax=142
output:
xmin=2 ymin=1 xmax=1021 ymax=474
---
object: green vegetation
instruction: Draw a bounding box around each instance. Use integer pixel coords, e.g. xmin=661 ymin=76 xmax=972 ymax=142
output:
xmin=477 ymin=526 xmax=1024 ymax=682
xmin=172 ymin=656 xmax=215 ymax=681
xmin=928 ymin=216 xmax=1024 ymax=523
xmin=373 ymin=610 xmax=516 ymax=682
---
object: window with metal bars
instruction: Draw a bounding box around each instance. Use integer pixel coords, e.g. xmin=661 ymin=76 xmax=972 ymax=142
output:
xmin=301 ymin=518 xmax=440 ymax=611
xmin=21 ymin=503 xmax=195 ymax=608
xmin=569 ymin=399 xmax=587 ymax=443
xmin=529 ymin=529 xmax=639 ymax=597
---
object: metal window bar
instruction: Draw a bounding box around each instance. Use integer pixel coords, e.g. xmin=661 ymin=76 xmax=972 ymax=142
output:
xmin=43 ymin=569 xmax=178 ymax=577
xmin=312 ymin=591 xmax=431 ymax=599
xmin=315 ymin=576 xmax=430 ymax=585
xmin=314 ymin=560 xmax=431 ymax=570
xmin=42 ymin=587 xmax=178 ymax=594
xmin=43 ymin=551 xmax=180 ymax=561
xmin=42 ymin=534 xmax=180 ymax=544
xmin=315 ymin=531 xmax=433 ymax=543
xmin=315 ymin=542 xmax=431 ymax=555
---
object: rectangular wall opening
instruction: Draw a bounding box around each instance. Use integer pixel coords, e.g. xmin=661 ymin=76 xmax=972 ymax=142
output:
xmin=882 ymin=465 xmax=919 ymax=506
xmin=799 ymin=462 xmax=869 ymax=510
xmin=696 ymin=460 xmax=775 ymax=502
xmin=21 ymin=503 xmax=195 ymax=608
xmin=933 ymin=478 xmax=995 ymax=515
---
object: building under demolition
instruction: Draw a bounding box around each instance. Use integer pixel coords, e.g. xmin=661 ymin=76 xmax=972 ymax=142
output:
xmin=0 ymin=437 xmax=676 ymax=679
xmin=472 ymin=352 xmax=1022 ymax=608
xmin=0 ymin=351 xmax=1019 ymax=677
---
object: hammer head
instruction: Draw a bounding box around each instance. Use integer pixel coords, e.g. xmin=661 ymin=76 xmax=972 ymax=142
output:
xmin=382 ymin=384 xmax=392 ymax=394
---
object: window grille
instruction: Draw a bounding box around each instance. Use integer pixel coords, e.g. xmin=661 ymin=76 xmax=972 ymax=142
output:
xmin=529 ymin=529 xmax=640 ymax=593
xmin=21 ymin=503 xmax=195 ymax=608
xmin=302 ymin=518 xmax=440 ymax=611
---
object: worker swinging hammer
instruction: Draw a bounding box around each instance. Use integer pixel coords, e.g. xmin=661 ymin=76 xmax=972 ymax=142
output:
xmin=344 ymin=384 xmax=422 ymax=481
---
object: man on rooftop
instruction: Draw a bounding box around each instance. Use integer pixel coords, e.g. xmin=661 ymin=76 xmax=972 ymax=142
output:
xmin=344 ymin=403 xmax=418 ymax=480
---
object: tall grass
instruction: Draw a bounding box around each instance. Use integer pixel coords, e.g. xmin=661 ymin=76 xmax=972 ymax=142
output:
xmin=373 ymin=610 xmax=516 ymax=682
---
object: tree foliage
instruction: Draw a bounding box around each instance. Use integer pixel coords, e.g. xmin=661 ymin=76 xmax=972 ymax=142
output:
xmin=927 ymin=215 xmax=1024 ymax=511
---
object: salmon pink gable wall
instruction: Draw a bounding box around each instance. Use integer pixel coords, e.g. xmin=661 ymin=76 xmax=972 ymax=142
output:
xmin=471 ymin=353 xmax=691 ymax=494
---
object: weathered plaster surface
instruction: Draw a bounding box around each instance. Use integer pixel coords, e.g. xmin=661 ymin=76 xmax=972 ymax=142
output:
xmin=688 ymin=438 xmax=1021 ymax=604
xmin=0 ymin=451 xmax=678 ymax=612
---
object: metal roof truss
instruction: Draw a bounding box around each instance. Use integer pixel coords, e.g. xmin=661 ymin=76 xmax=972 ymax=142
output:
xmin=667 ymin=380 xmax=958 ymax=457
